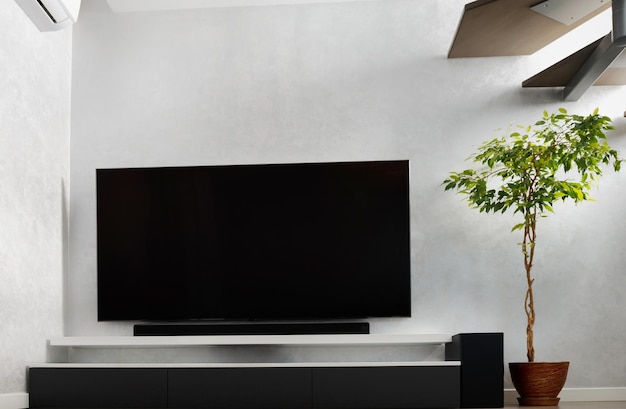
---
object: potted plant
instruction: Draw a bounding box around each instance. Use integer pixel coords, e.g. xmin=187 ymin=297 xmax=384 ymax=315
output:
xmin=443 ymin=108 xmax=621 ymax=406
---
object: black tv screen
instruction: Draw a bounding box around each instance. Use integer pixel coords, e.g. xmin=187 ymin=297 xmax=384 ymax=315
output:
xmin=96 ymin=160 xmax=411 ymax=322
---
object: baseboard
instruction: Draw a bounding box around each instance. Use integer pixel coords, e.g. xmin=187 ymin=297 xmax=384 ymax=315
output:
xmin=505 ymin=388 xmax=626 ymax=404
xmin=0 ymin=393 xmax=28 ymax=409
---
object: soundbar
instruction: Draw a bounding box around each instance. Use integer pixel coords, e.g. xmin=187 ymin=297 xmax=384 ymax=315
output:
xmin=134 ymin=322 xmax=370 ymax=336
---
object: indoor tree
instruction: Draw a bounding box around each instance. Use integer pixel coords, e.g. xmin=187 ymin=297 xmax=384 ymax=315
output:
xmin=443 ymin=108 xmax=621 ymax=363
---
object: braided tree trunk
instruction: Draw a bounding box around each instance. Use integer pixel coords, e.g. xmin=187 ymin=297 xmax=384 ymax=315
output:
xmin=522 ymin=210 xmax=537 ymax=363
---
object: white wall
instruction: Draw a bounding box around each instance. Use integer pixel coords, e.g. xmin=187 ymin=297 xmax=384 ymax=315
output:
xmin=0 ymin=0 xmax=71 ymax=396
xmin=70 ymin=0 xmax=626 ymax=388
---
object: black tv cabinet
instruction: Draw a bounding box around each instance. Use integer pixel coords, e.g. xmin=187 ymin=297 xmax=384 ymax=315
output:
xmin=28 ymin=333 xmax=503 ymax=409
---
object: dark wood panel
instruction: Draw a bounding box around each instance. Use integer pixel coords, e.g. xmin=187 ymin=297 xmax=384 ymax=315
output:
xmin=594 ymin=67 xmax=626 ymax=85
xmin=448 ymin=0 xmax=610 ymax=58
xmin=522 ymin=37 xmax=626 ymax=88
xmin=523 ymin=37 xmax=605 ymax=87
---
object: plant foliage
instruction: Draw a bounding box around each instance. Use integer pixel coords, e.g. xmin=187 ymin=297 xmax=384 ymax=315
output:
xmin=443 ymin=108 xmax=621 ymax=362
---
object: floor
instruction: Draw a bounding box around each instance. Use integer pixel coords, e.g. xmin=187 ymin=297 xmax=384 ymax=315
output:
xmin=498 ymin=403 xmax=626 ymax=409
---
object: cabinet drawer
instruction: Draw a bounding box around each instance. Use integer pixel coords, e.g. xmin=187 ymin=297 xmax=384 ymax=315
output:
xmin=29 ymin=367 xmax=167 ymax=408
xmin=168 ymin=367 xmax=312 ymax=408
xmin=312 ymin=366 xmax=460 ymax=409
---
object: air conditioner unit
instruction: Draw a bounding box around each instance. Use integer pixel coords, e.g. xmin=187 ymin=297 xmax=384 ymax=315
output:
xmin=14 ymin=0 xmax=81 ymax=32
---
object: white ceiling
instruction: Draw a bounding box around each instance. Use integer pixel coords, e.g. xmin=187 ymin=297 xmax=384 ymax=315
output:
xmin=106 ymin=0 xmax=386 ymax=12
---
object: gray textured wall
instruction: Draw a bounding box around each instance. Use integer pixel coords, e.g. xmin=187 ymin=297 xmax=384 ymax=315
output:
xmin=69 ymin=0 xmax=626 ymax=388
xmin=0 ymin=0 xmax=70 ymax=394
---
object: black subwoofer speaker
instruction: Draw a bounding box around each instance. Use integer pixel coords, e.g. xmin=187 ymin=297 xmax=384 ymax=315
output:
xmin=445 ymin=333 xmax=504 ymax=408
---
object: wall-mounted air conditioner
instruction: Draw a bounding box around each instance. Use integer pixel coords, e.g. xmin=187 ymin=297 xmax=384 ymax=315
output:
xmin=14 ymin=0 xmax=81 ymax=32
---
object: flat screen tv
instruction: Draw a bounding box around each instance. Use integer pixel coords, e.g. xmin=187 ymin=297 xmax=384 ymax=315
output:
xmin=96 ymin=160 xmax=411 ymax=322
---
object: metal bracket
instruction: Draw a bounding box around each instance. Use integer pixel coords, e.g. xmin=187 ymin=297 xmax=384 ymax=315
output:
xmin=531 ymin=0 xmax=609 ymax=26
xmin=563 ymin=33 xmax=625 ymax=101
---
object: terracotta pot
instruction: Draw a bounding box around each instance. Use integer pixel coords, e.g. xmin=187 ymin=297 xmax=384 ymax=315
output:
xmin=509 ymin=362 xmax=569 ymax=406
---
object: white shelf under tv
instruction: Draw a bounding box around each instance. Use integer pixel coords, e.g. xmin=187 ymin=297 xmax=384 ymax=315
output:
xmin=43 ymin=333 xmax=460 ymax=369
xmin=47 ymin=333 xmax=453 ymax=348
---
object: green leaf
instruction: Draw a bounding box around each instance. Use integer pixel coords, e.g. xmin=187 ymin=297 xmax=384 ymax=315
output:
xmin=442 ymin=108 xmax=621 ymax=236
xmin=575 ymin=189 xmax=584 ymax=200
